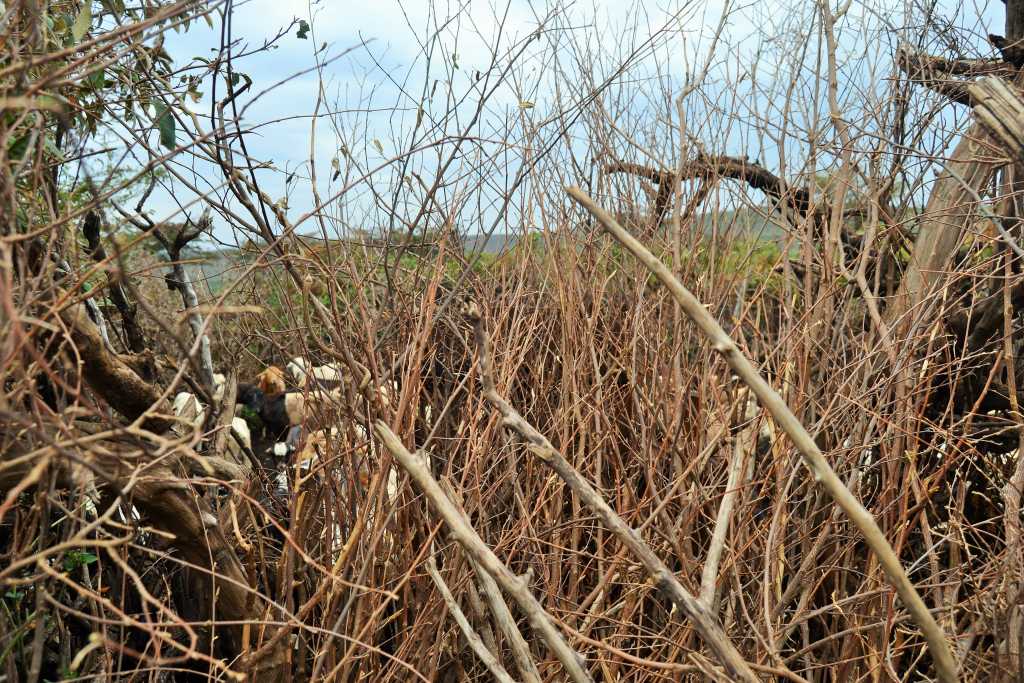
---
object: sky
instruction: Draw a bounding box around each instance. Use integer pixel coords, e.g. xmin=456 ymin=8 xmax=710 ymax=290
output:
xmin=117 ymin=0 xmax=1005 ymax=247
xmin=132 ymin=0 xmax=757 ymax=245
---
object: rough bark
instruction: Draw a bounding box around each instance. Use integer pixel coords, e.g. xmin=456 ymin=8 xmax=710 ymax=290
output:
xmin=885 ymin=124 xmax=997 ymax=328
xmin=58 ymin=302 xmax=174 ymax=433
xmin=970 ymin=76 xmax=1024 ymax=162
xmin=0 ymin=424 xmax=276 ymax=678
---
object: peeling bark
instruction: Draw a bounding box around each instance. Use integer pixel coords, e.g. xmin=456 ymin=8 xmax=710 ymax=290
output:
xmin=885 ymin=124 xmax=998 ymax=328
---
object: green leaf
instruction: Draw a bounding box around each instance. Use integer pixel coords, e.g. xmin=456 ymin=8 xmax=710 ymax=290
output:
xmin=229 ymin=72 xmax=251 ymax=90
xmin=296 ymin=20 xmax=310 ymax=39
xmin=71 ymin=2 xmax=92 ymax=43
xmin=42 ymin=135 xmax=63 ymax=161
xmin=518 ymin=100 xmax=534 ymax=109
xmin=85 ymin=69 xmax=105 ymax=89
xmin=154 ymin=102 xmax=175 ymax=150
xmin=372 ymin=138 xmax=383 ymax=155
xmin=62 ymin=550 xmax=98 ymax=572
xmin=7 ymin=134 xmax=30 ymax=160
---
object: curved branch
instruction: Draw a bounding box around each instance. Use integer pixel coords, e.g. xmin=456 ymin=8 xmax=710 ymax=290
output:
xmin=0 ymin=423 xmax=267 ymax=674
xmin=605 ymin=156 xmax=814 ymax=221
xmin=897 ymin=47 xmax=1015 ymax=106
xmin=59 ymin=302 xmax=174 ymax=433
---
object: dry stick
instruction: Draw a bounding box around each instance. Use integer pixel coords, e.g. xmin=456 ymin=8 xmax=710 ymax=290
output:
xmin=566 ymin=185 xmax=960 ymax=683
xmin=699 ymin=433 xmax=749 ymax=611
xmin=374 ymin=423 xmax=594 ymax=683
xmin=425 ymin=555 xmax=519 ymax=683
xmin=970 ymin=75 xmax=1024 ymax=164
xmin=1000 ymin=246 xmax=1024 ymax=672
xmin=167 ymin=261 xmax=216 ymax=390
xmin=461 ymin=306 xmax=759 ymax=683
xmin=440 ymin=480 xmax=543 ymax=683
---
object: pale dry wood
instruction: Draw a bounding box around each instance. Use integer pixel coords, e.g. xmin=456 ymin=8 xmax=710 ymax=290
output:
xmin=699 ymin=433 xmax=750 ymax=611
xmin=884 ymin=124 xmax=996 ymax=327
xmin=567 ymin=185 xmax=960 ymax=683
xmin=374 ymin=422 xmax=593 ymax=683
xmin=970 ymin=76 xmax=1024 ymax=162
xmin=441 ymin=480 xmax=543 ymax=683
xmin=164 ymin=250 xmax=217 ymax=392
xmin=425 ymin=555 xmax=519 ymax=683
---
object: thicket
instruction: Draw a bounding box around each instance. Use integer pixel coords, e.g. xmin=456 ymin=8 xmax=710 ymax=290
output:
xmin=3 ymin=0 xmax=1024 ymax=681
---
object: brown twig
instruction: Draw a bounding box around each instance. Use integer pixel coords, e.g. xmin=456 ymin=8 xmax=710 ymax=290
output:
xmin=374 ymin=422 xmax=594 ymax=683
xmin=461 ymin=299 xmax=760 ymax=683
xmin=567 ymin=184 xmax=960 ymax=683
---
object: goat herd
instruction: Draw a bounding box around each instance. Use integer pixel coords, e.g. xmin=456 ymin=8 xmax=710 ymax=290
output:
xmin=172 ymin=357 xmax=401 ymax=499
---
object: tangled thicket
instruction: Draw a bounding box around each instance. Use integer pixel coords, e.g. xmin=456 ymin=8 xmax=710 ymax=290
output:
xmin=4 ymin=0 xmax=1024 ymax=681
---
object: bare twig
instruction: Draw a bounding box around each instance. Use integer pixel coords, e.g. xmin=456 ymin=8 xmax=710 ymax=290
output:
xmin=425 ymin=555 xmax=519 ymax=683
xmin=461 ymin=300 xmax=760 ymax=683
xmin=373 ymin=422 xmax=594 ymax=683
xmin=567 ymin=185 xmax=960 ymax=683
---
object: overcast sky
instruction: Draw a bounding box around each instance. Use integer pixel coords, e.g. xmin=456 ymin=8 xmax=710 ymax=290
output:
xmin=134 ymin=0 xmax=771 ymax=244
xmin=133 ymin=0 xmax=1000 ymax=246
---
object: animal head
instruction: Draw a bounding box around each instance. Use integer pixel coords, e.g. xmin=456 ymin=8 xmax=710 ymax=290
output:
xmin=236 ymin=383 xmax=266 ymax=414
xmin=256 ymin=366 xmax=286 ymax=395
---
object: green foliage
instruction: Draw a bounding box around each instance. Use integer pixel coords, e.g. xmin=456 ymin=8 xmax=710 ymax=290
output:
xmin=238 ymin=405 xmax=263 ymax=435
xmin=71 ymin=2 xmax=92 ymax=43
xmin=61 ymin=549 xmax=98 ymax=573
xmin=154 ymin=101 xmax=175 ymax=150
xmin=297 ymin=20 xmax=310 ymax=39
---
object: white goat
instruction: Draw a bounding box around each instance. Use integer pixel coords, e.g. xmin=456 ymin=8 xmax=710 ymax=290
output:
xmin=287 ymin=357 xmax=346 ymax=387
xmin=172 ymin=390 xmax=252 ymax=450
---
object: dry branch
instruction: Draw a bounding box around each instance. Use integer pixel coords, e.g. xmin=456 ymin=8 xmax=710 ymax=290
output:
xmin=373 ymin=422 xmax=593 ymax=683
xmin=58 ymin=302 xmax=173 ymax=433
xmin=441 ymin=480 xmax=543 ymax=683
xmin=605 ymin=156 xmax=814 ymax=220
xmin=885 ymin=123 xmax=996 ymax=327
xmin=970 ymin=76 xmax=1024 ymax=163
xmin=82 ymin=209 xmax=149 ymax=354
xmin=566 ymin=185 xmax=961 ymax=683
xmin=0 ymin=423 xmax=278 ymax=677
xmin=699 ymin=431 xmax=750 ymax=611
xmin=158 ymin=215 xmax=217 ymax=392
xmin=462 ymin=300 xmax=760 ymax=683
xmin=425 ymin=555 xmax=518 ymax=683
xmin=895 ymin=47 xmax=1014 ymax=106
